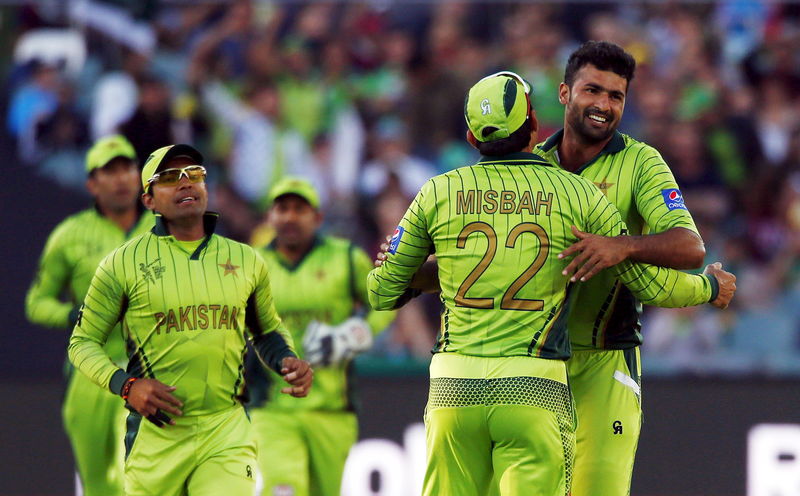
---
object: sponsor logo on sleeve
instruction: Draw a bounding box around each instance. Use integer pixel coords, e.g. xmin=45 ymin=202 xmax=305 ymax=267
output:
xmin=388 ymin=226 xmax=405 ymax=254
xmin=661 ymin=188 xmax=687 ymax=211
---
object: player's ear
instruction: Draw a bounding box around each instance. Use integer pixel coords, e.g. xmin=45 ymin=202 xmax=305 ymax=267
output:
xmin=528 ymin=109 xmax=539 ymax=147
xmin=141 ymin=191 xmax=155 ymax=211
xmin=86 ymin=176 xmax=98 ymax=196
xmin=466 ymin=130 xmax=478 ymax=149
xmin=558 ymin=82 xmax=570 ymax=105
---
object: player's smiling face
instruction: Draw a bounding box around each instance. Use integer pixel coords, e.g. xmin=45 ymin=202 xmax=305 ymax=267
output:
xmin=143 ymin=156 xmax=208 ymax=221
xmin=560 ymin=64 xmax=627 ymax=144
xmin=268 ymin=195 xmax=321 ymax=250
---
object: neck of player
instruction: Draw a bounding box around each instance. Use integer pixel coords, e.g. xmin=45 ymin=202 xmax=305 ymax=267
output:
xmin=167 ymin=215 xmax=206 ymax=241
xmin=98 ymin=204 xmax=139 ymax=232
xmin=276 ymin=239 xmax=313 ymax=265
xmin=557 ymin=128 xmax=611 ymax=172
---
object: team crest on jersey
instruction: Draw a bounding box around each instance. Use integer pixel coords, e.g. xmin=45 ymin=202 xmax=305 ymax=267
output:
xmin=388 ymin=226 xmax=404 ymax=254
xmin=139 ymin=258 xmax=165 ymax=283
xmin=661 ymin=188 xmax=686 ymax=211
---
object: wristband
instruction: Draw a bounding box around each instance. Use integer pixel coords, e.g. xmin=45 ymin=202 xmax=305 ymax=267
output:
xmin=121 ymin=377 xmax=138 ymax=400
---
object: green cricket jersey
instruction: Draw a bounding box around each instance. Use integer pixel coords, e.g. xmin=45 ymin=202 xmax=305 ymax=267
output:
xmin=368 ymin=152 xmax=716 ymax=360
xmin=535 ymin=130 xmax=700 ymax=350
xmin=68 ymin=213 xmax=296 ymax=416
xmin=26 ymin=206 xmax=153 ymax=364
xmin=247 ymin=236 xmax=395 ymax=411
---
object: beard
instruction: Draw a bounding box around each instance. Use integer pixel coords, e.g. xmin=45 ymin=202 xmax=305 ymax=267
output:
xmin=566 ymin=104 xmax=618 ymax=144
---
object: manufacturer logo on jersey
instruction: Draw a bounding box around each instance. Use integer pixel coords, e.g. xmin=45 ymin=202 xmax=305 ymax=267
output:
xmin=246 ymin=465 xmax=253 ymax=479
xmin=388 ymin=226 xmax=404 ymax=254
xmin=480 ymin=98 xmax=491 ymax=115
xmin=139 ymin=259 xmax=165 ymax=283
xmin=218 ymin=258 xmax=239 ymax=277
xmin=661 ymin=188 xmax=686 ymax=211
xmin=613 ymin=420 xmax=623 ymax=434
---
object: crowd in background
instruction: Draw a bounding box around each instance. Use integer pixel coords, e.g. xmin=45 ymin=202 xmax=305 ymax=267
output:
xmin=5 ymin=0 xmax=800 ymax=375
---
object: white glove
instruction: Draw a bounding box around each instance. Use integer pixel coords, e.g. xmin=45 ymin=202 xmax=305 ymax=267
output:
xmin=302 ymin=317 xmax=373 ymax=367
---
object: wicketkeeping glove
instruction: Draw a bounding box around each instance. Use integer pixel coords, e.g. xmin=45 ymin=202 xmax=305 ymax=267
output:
xmin=302 ymin=317 xmax=373 ymax=367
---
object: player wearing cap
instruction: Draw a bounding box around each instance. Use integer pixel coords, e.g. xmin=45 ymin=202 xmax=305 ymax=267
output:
xmin=244 ymin=177 xmax=395 ymax=496
xmin=26 ymin=135 xmax=149 ymax=496
xmin=68 ymin=144 xmax=313 ymax=496
xmin=368 ymin=72 xmax=734 ymax=495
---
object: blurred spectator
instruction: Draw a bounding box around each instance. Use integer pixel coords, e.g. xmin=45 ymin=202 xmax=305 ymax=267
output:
xmin=201 ymin=80 xmax=315 ymax=210
xmin=7 ymin=60 xmax=59 ymax=144
xmin=118 ymin=75 xmax=176 ymax=163
xmin=360 ymin=117 xmax=436 ymax=200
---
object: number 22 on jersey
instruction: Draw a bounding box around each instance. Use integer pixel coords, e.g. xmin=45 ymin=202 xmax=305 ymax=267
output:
xmin=454 ymin=221 xmax=549 ymax=311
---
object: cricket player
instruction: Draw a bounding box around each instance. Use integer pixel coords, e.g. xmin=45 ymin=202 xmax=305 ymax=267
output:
xmin=68 ymin=144 xmax=313 ymax=496
xmin=368 ymin=72 xmax=734 ymax=496
xmin=245 ymin=176 xmax=395 ymax=496
xmin=26 ymin=135 xmax=150 ymax=496
xmin=535 ymin=41 xmax=725 ymax=496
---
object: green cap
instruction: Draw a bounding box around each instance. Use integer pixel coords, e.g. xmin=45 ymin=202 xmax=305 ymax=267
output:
xmin=464 ymin=71 xmax=532 ymax=142
xmin=85 ymin=135 xmax=137 ymax=173
xmin=141 ymin=144 xmax=204 ymax=191
xmin=267 ymin=176 xmax=320 ymax=209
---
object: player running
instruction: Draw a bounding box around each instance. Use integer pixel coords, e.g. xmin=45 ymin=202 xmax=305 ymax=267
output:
xmin=68 ymin=144 xmax=313 ymax=496
xmin=245 ymin=176 xmax=395 ymax=496
xmin=26 ymin=135 xmax=150 ymax=496
xmin=368 ymin=71 xmax=734 ymax=496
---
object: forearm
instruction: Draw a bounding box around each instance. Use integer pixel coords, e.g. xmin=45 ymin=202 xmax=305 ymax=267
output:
xmin=68 ymin=333 xmax=124 ymax=392
xmin=25 ymin=293 xmax=74 ymax=328
xmin=252 ymin=331 xmax=296 ymax=373
xmin=626 ymin=227 xmax=705 ymax=270
xmin=614 ymin=261 xmax=715 ymax=308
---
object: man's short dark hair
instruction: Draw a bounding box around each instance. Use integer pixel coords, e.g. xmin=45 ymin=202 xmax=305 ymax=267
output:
xmin=475 ymin=118 xmax=532 ymax=156
xmin=564 ymin=41 xmax=636 ymax=88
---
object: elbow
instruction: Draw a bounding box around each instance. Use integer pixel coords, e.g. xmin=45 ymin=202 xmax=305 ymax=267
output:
xmin=686 ymin=243 xmax=706 ymax=269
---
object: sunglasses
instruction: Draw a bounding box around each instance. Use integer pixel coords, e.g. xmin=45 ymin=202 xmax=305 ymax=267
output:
xmin=147 ymin=165 xmax=206 ymax=190
xmin=478 ymin=70 xmax=531 ymax=95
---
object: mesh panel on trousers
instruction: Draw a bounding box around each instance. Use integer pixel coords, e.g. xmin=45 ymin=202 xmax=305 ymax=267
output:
xmin=427 ymin=376 xmax=575 ymax=494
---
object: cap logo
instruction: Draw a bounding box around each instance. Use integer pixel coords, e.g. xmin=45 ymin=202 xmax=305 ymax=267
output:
xmin=481 ymin=99 xmax=492 ymax=115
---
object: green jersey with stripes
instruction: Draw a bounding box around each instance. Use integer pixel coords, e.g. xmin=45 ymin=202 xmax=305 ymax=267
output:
xmin=68 ymin=213 xmax=296 ymax=416
xmin=26 ymin=207 xmax=153 ymax=365
xmin=535 ymin=130 xmax=700 ymax=350
xmin=368 ymin=152 xmax=715 ymax=360
xmin=247 ymin=236 xmax=394 ymax=412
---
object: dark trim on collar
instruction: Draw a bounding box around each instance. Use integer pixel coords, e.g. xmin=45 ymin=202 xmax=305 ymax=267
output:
xmin=573 ymin=131 xmax=625 ymax=174
xmin=151 ymin=212 xmax=220 ymax=260
xmin=266 ymin=234 xmax=324 ymax=272
xmin=540 ymin=129 xmax=626 ymax=174
xmin=540 ymin=129 xmax=564 ymax=152
xmin=477 ymin=151 xmax=552 ymax=166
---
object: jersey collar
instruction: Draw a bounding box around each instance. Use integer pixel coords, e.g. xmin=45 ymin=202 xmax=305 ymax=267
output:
xmin=152 ymin=212 xmax=220 ymax=260
xmin=540 ymin=129 xmax=625 ymax=174
xmin=476 ymin=151 xmax=552 ymax=166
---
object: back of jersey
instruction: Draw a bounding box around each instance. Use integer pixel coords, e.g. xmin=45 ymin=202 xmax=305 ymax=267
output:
xmin=370 ymin=153 xmax=597 ymax=360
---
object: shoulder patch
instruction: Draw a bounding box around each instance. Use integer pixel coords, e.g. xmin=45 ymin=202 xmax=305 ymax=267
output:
xmin=388 ymin=226 xmax=405 ymax=254
xmin=661 ymin=188 xmax=687 ymax=211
